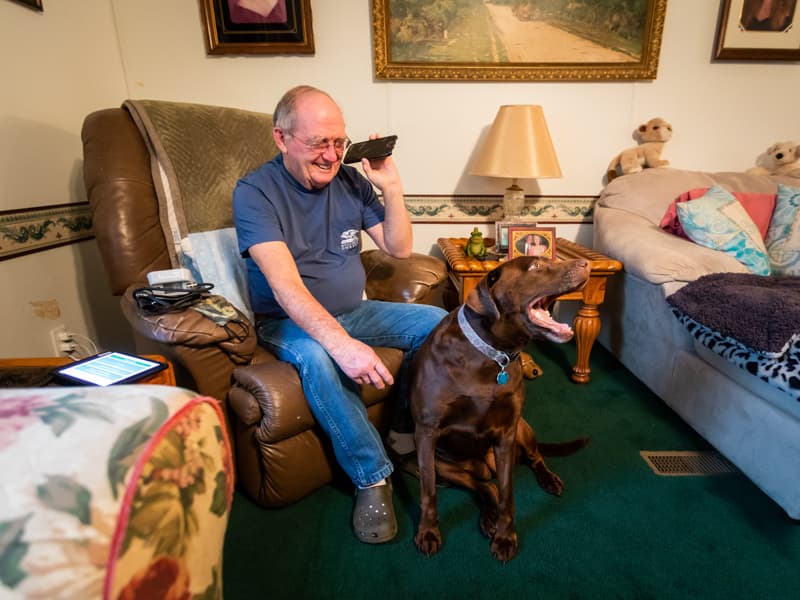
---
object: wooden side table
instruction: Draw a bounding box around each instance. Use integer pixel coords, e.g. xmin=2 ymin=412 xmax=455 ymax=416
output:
xmin=437 ymin=237 xmax=622 ymax=384
xmin=0 ymin=355 xmax=176 ymax=387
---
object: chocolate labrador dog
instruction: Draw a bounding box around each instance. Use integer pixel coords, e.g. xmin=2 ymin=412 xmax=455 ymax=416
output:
xmin=410 ymin=256 xmax=591 ymax=562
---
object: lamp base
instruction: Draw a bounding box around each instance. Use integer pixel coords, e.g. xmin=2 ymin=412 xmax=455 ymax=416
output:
xmin=503 ymin=184 xmax=525 ymax=220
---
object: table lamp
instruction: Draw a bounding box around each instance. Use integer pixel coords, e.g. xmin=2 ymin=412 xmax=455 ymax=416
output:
xmin=469 ymin=105 xmax=562 ymax=220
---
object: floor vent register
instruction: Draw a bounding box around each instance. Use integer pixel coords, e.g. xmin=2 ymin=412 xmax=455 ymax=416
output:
xmin=640 ymin=451 xmax=737 ymax=476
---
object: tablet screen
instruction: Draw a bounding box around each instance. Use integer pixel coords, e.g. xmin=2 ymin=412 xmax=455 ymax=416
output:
xmin=55 ymin=352 xmax=167 ymax=386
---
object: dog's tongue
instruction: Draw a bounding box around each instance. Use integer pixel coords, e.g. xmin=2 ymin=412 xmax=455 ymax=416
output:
xmin=530 ymin=307 xmax=574 ymax=342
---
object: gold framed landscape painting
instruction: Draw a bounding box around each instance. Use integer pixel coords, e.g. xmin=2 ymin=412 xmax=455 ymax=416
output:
xmin=371 ymin=0 xmax=667 ymax=81
xmin=715 ymin=0 xmax=800 ymax=59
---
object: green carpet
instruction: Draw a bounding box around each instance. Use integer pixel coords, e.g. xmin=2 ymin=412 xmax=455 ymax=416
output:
xmin=222 ymin=342 xmax=800 ymax=599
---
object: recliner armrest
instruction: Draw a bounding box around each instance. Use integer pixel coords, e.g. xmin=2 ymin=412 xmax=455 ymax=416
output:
xmin=228 ymin=345 xmax=404 ymax=440
xmin=119 ymin=284 xmax=263 ymax=400
xmin=361 ymin=250 xmax=447 ymax=304
xmin=228 ymin=361 xmax=313 ymax=439
xmin=121 ymin=284 xmax=258 ymax=363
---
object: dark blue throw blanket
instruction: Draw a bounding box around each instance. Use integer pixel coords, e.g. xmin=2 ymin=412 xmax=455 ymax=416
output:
xmin=666 ymin=273 xmax=800 ymax=400
xmin=666 ymin=273 xmax=800 ymax=354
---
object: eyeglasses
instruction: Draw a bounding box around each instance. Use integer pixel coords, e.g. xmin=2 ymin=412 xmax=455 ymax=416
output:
xmin=283 ymin=131 xmax=351 ymax=154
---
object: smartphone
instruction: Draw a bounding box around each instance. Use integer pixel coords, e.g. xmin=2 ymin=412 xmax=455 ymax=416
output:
xmin=53 ymin=352 xmax=168 ymax=387
xmin=343 ymin=135 xmax=398 ymax=164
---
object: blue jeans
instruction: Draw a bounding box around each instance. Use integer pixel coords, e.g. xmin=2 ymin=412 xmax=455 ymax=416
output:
xmin=256 ymin=300 xmax=447 ymax=488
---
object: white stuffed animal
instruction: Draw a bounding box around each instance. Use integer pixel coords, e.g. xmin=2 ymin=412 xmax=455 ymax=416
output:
xmin=747 ymin=141 xmax=800 ymax=178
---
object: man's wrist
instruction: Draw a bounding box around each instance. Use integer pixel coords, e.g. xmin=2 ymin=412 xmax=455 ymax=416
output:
xmin=380 ymin=185 xmax=404 ymax=204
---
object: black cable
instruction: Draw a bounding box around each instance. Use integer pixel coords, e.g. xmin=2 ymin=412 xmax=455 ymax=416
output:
xmin=132 ymin=283 xmax=215 ymax=315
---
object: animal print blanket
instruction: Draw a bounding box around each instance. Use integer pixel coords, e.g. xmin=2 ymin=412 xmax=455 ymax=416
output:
xmin=666 ymin=273 xmax=800 ymax=401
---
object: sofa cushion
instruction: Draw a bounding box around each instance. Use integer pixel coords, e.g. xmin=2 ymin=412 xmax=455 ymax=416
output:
xmin=598 ymin=168 xmax=799 ymax=226
xmin=676 ymin=185 xmax=771 ymax=275
xmin=660 ymin=188 xmax=775 ymax=240
xmin=765 ymin=184 xmax=800 ymax=276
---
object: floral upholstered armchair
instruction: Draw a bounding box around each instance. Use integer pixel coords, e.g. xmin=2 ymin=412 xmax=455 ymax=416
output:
xmin=0 ymin=386 xmax=233 ymax=599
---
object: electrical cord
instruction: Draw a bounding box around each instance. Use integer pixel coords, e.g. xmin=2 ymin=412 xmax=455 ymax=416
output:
xmin=68 ymin=332 xmax=99 ymax=356
xmin=132 ymin=283 xmax=215 ymax=315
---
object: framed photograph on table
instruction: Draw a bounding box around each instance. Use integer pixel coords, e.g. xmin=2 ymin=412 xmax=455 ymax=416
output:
xmin=715 ymin=0 xmax=800 ymax=60
xmin=495 ymin=221 xmax=537 ymax=253
xmin=199 ymin=0 xmax=314 ymax=55
xmin=508 ymin=226 xmax=556 ymax=260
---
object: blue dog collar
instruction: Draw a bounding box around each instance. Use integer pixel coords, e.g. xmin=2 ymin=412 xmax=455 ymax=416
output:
xmin=457 ymin=305 xmax=516 ymax=385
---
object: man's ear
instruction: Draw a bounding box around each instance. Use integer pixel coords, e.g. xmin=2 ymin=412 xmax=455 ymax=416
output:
xmin=466 ymin=267 xmax=501 ymax=322
xmin=274 ymin=127 xmax=288 ymax=153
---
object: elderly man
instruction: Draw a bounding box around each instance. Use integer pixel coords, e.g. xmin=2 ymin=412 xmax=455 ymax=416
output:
xmin=233 ymin=85 xmax=446 ymax=544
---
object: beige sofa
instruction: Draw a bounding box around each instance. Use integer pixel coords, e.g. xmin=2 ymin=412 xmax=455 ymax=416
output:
xmin=593 ymin=167 xmax=800 ymax=519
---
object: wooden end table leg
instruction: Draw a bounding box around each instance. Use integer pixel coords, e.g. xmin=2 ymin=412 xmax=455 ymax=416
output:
xmin=571 ymin=302 xmax=600 ymax=384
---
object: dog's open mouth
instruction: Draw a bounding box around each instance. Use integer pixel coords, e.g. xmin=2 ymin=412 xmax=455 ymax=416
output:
xmin=528 ymin=296 xmax=574 ymax=343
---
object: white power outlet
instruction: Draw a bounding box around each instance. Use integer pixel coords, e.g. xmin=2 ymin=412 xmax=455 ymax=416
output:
xmin=50 ymin=325 xmax=74 ymax=356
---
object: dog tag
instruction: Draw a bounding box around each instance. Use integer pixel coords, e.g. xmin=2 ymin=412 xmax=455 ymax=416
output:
xmin=496 ymin=370 xmax=509 ymax=385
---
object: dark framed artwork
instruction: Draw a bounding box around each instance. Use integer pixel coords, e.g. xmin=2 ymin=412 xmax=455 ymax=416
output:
xmin=371 ymin=0 xmax=667 ymax=81
xmin=715 ymin=0 xmax=800 ymax=59
xmin=199 ymin=0 xmax=314 ymax=55
xmin=508 ymin=226 xmax=556 ymax=260
xmin=9 ymin=0 xmax=43 ymax=11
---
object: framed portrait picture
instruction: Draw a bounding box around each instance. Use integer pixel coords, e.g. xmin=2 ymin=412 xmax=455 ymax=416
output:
xmin=199 ymin=0 xmax=314 ymax=55
xmin=371 ymin=0 xmax=667 ymax=81
xmin=508 ymin=226 xmax=556 ymax=260
xmin=8 ymin=0 xmax=42 ymax=10
xmin=494 ymin=220 xmax=537 ymax=253
xmin=715 ymin=0 xmax=800 ymax=60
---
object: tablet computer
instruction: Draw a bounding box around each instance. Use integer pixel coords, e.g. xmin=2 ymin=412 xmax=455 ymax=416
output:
xmin=53 ymin=352 xmax=168 ymax=387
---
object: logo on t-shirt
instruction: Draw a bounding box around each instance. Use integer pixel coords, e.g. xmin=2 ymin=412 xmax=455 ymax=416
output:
xmin=340 ymin=229 xmax=360 ymax=252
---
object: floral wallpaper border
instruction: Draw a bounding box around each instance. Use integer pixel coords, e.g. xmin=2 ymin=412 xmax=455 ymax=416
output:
xmin=405 ymin=194 xmax=596 ymax=223
xmin=0 ymin=203 xmax=93 ymax=261
xmin=0 ymin=196 xmax=595 ymax=261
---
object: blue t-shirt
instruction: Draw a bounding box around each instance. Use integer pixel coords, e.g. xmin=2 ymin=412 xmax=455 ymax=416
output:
xmin=233 ymin=154 xmax=385 ymax=318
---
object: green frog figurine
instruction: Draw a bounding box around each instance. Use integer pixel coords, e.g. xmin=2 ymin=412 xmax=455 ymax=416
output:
xmin=464 ymin=227 xmax=488 ymax=259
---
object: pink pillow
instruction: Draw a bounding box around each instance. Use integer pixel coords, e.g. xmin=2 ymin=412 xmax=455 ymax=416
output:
xmin=660 ymin=187 xmax=776 ymax=240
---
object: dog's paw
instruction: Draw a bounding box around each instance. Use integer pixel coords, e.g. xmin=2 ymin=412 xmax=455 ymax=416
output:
xmin=534 ymin=467 xmax=565 ymax=496
xmin=479 ymin=507 xmax=499 ymax=538
xmin=491 ymin=532 xmax=519 ymax=563
xmin=414 ymin=528 xmax=443 ymax=556
xmin=520 ymin=353 xmax=543 ymax=379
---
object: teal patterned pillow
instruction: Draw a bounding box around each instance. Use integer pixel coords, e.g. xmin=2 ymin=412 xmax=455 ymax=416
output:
xmin=765 ymin=184 xmax=800 ymax=275
xmin=676 ymin=185 xmax=771 ymax=275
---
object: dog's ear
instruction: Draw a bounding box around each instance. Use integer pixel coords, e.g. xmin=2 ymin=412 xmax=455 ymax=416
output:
xmin=466 ymin=267 xmax=501 ymax=322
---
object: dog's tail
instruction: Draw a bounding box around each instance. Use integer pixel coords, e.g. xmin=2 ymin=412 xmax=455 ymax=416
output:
xmin=538 ymin=438 xmax=589 ymax=456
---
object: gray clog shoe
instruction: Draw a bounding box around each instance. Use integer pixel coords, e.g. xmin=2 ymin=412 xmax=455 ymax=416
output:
xmin=352 ymin=480 xmax=397 ymax=544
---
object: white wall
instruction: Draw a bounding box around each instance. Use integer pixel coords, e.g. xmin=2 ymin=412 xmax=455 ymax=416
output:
xmin=1 ymin=0 xmax=798 ymax=357
xmin=0 ymin=0 xmax=130 ymax=358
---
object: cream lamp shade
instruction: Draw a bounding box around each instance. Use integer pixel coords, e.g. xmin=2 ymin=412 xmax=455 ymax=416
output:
xmin=469 ymin=105 xmax=562 ymax=219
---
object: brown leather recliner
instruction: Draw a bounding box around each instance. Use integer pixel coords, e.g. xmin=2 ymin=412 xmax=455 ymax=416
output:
xmin=81 ymin=101 xmax=446 ymax=507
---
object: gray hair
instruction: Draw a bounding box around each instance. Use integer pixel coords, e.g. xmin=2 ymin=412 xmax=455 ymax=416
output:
xmin=273 ymin=85 xmax=336 ymax=132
